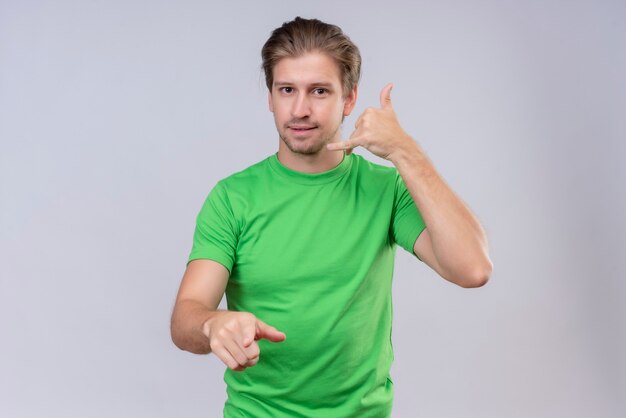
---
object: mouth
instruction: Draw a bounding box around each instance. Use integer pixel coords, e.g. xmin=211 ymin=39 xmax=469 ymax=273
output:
xmin=289 ymin=126 xmax=317 ymax=132
xmin=288 ymin=126 xmax=317 ymax=136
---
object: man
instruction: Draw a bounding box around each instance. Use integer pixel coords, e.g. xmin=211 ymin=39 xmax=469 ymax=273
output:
xmin=170 ymin=16 xmax=492 ymax=417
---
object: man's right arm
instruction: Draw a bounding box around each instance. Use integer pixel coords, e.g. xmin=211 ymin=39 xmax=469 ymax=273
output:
xmin=170 ymin=259 xmax=229 ymax=355
xmin=171 ymin=258 xmax=286 ymax=372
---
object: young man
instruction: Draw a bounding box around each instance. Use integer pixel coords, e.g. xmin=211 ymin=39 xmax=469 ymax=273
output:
xmin=171 ymin=17 xmax=492 ymax=417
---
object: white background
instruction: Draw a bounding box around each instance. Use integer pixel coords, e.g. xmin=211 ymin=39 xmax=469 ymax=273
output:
xmin=1 ymin=1 xmax=624 ymax=417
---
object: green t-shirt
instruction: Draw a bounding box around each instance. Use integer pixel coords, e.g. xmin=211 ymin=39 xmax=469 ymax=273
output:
xmin=188 ymin=151 xmax=426 ymax=417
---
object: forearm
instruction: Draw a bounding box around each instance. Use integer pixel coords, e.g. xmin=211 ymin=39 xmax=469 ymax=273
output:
xmin=170 ymin=300 xmax=219 ymax=355
xmin=392 ymin=141 xmax=492 ymax=281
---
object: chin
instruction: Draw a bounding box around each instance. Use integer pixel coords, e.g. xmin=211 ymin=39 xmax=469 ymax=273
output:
xmin=282 ymin=136 xmax=327 ymax=155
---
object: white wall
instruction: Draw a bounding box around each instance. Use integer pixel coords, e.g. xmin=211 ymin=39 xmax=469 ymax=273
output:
xmin=1 ymin=1 xmax=624 ymax=417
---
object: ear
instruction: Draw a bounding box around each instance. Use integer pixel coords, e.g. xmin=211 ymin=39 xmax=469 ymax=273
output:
xmin=268 ymin=90 xmax=274 ymax=113
xmin=342 ymin=85 xmax=358 ymax=117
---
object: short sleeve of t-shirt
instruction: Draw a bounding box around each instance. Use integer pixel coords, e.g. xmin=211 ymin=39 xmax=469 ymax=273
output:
xmin=187 ymin=181 xmax=238 ymax=273
xmin=390 ymin=170 xmax=427 ymax=260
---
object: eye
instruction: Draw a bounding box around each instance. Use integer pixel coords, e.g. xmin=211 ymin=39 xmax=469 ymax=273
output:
xmin=280 ymin=87 xmax=293 ymax=94
xmin=313 ymin=88 xmax=327 ymax=95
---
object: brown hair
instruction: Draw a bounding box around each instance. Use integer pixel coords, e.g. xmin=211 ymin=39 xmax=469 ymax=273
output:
xmin=261 ymin=17 xmax=361 ymax=98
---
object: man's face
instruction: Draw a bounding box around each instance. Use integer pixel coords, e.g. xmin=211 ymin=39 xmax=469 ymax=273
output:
xmin=268 ymin=51 xmax=357 ymax=156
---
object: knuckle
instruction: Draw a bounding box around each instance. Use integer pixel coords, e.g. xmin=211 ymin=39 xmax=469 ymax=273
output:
xmin=225 ymin=319 xmax=241 ymax=332
xmin=209 ymin=339 xmax=222 ymax=351
xmin=242 ymin=312 xmax=256 ymax=322
xmin=216 ymin=327 xmax=230 ymax=338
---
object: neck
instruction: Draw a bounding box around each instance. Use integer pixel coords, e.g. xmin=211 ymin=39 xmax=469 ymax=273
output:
xmin=276 ymin=140 xmax=346 ymax=173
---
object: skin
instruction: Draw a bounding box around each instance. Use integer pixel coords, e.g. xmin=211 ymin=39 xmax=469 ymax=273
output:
xmin=268 ymin=51 xmax=357 ymax=174
xmin=171 ymin=49 xmax=493 ymax=374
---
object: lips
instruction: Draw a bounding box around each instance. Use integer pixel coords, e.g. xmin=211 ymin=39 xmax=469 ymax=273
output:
xmin=289 ymin=125 xmax=316 ymax=131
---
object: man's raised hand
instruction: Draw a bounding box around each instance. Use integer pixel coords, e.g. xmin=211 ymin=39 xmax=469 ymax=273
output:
xmin=326 ymin=83 xmax=418 ymax=162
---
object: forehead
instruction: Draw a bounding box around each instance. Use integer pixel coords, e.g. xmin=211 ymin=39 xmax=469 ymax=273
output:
xmin=272 ymin=51 xmax=342 ymax=86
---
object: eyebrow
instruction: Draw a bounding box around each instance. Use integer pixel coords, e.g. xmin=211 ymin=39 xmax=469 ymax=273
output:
xmin=273 ymin=81 xmax=335 ymax=88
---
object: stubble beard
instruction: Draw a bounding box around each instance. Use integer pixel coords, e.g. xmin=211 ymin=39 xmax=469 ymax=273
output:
xmin=279 ymin=123 xmax=341 ymax=156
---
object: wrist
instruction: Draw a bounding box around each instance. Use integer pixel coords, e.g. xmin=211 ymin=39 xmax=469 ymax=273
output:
xmin=201 ymin=311 xmax=217 ymax=340
xmin=390 ymin=138 xmax=428 ymax=167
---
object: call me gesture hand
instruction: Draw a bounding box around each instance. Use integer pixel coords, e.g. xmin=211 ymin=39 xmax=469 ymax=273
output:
xmin=326 ymin=83 xmax=420 ymax=162
xmin=327 ymin=83 xmax=493 ymax=289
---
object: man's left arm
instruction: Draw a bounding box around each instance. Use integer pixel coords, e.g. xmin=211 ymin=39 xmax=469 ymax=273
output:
xmin=327 ymin=83 xmax=492 ymax=288
xmin=391 ymin=141 xmax=492 ymax=288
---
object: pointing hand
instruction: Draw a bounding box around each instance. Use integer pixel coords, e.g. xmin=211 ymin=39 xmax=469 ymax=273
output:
xmin=203 ymin=311 xmax=286 ymax=372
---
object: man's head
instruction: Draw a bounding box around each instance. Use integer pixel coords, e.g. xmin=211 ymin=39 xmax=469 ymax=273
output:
xmin=261 ymin=17 xmax=361 ymax=156
xmin=261 ymin=17 xmax=361 ymax=100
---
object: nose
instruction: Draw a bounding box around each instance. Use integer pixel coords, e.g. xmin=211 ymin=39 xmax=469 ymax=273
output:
xmin=291 ymin=93 xmax=311 ymax=118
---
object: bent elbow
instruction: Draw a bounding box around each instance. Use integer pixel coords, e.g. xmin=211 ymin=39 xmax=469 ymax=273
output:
xmin=461 ymin=261 xmax=493 ymax=288
xmin=462 ymin=275 xmax=489 ymax=288
xmin=170 ymin=326 xmax=182 ymax=350
xmin=170 ymin=315 xmax=185 ymax=350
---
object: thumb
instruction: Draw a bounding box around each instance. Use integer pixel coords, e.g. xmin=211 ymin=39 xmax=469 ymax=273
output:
xmin=255 ymin=319 xmax=287 ymax=343
xmin=380 ymin=83 xmax=393 ymax=109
